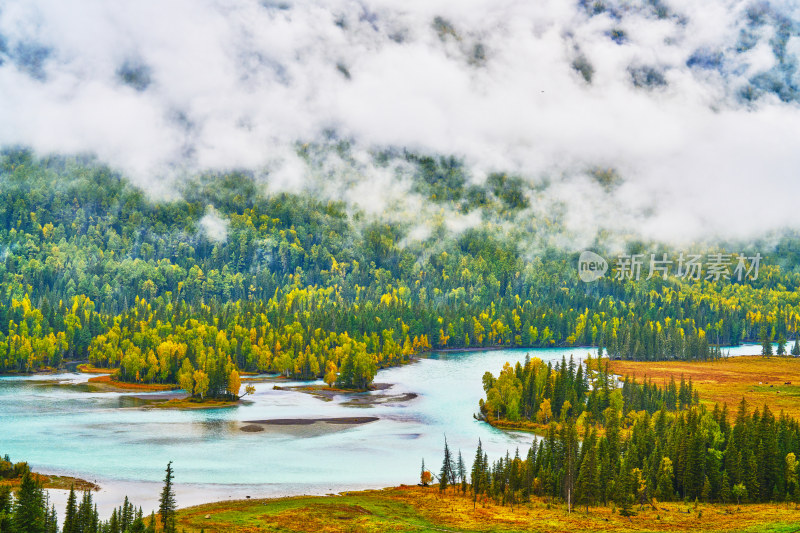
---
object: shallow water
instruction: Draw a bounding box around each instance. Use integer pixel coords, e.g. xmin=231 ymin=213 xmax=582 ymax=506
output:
xmin=0 ymin=343 xmax=764 ymax=515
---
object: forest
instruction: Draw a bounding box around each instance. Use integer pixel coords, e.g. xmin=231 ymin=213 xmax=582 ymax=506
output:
xmin=2 ymin=149 xmax=800 ymax=397
xmin=475 ymin=357 xmax=800 ymax=508
xmin=0 ymin=458 xmax=176 ymax=533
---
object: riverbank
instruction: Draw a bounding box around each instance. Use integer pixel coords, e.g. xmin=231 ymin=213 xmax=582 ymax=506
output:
xmin=176 ymin=485 xmax=800 ymax=533
xmin=0 ymin=473 xmax=99 ymax=492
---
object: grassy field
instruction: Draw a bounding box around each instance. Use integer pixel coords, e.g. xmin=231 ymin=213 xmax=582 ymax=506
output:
xmin=176 ymin=485 xmax=800 ymax=533
xmin=608 ymin=355 xmax=800 ymax=417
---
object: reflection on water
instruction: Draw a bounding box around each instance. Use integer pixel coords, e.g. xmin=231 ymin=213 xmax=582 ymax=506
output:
xmin=0 ymin=344 xmax=764 ymax=515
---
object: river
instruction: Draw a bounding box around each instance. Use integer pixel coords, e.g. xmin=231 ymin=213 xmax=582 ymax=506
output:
xmin=0 ymin=343 xmax=765 ymax=515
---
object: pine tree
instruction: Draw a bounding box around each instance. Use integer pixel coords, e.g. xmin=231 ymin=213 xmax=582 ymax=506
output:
xmin=12 ymin=470 xmax=46 ymax=533
xmin=761 ymin=326 xmax=773 ymax=356
xmin=76 ymin=491 xmax=97 ymax=533
xmin=159 ymin=462 xmax=177 ymax=533
xmin=121 ymin=495 xmax=133 ymax=532
xmin=778 ymin=335 xmax=787 ymax=356
xmin=146 ymin=511 xmax=156 ymax=533
xmin=471 ymin=439 xmax=484 ymax=508
xmin=439 ymin=438 xmax=454 ymax=492
xmin=574 ymin=431 xmax=598 ymax=511
xmin=130 ymin=507 xmax=145 ymax=533
xmin=63 ymin=486 xmax=78 ymax=533
xmin=792 ymin=338 xmax=800 ymax=356
xmin=44 ymin=502 xmax=57 ymax=533
xmin=0 ymin=486 xmax=12 ymax=533
xmin=720 ymin=471 xmax=731 ymax=503
xmin=457 ymin=451 xmax=467 ymax=493
xmin=109 ymin=509 xmax=119 ymax=533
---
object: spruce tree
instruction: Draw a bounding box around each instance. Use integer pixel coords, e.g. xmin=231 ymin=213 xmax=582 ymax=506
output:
xmin=12 ymin=470 xmax=46 ymax=533
xmin=720 ymin=471 xmax=731 ymax=503
xmin=159 ymin=462 xmax=177 ymax=533
xmin=471 ymin=439 xmax=484 ymax=508
xmin=439 ymin=438 xmax=454 ymax=492
xmin=792 ymin=338 xmax=800 ymax=356
xmin=457 ymin=451 xmax=467 ymax=493
xmin=44 ymin=502 xmax=58 ymax=533
xmin=574 ymin=433 xmax=598 ymax=511
xmin=76 ymin=491 xmax=96 ymax=533
xmin=63 ymin=486 xmax=78 ymax=533
xmin=146 ymin=511 xmax=156 ymax=533
xmin=0 ymin=486 xmax=13 ymax=533
xmin=130 ymin=507 xmax=145 ymax=533
xmin=778 ymin=335 xmax=787 ymax=356
xmin=761 ymin=326 xmax=773 ymax=356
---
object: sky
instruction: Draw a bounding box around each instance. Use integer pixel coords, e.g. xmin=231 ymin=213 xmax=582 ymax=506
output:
xmin=0 ymin=0 xmax=799 ymax=244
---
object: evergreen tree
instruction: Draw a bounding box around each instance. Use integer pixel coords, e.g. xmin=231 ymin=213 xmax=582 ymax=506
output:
xmin=12 ymin=470 xmax=46 ymax=533
xmin=471 ymin=439 xmax=485 ymax=508
xmin=44 ymin=502 xmax=57 ymax=533
xmin=146 ymin=511 xmax=156 ymax=533
xmin=0 ymin=486 xmax=13 ymax=533
xmin=761 ymin=326 xmax=773 ymax=356
xmin=792 ymin=338 xmax=800 ymax=356
xmin=457 ymin=451 xmax=467 ymax=493
xmin=720 ymin=471 xmax=731 ymax=503
xmin=159 ymin=462 xmax=177 ymax=533
xmin=63 ymin=486 xmax=78 ymax=533
xmin=130 ymin=508 xmax=145 ymax=533
xmin=778 ymin=335 xmax=787 ymax=356
xmin=439 ymin=438 xmax=454 ymax=492
xmin=574 ymin=431 xmax=598 ymax=511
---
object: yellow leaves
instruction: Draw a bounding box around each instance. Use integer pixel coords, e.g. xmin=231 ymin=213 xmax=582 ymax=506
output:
xmin=227 ymin=369 xmax=241 ymax=397
xmin=324 ymin=360 xmax=338 ymax=387
xmin=536 ymin=398 xmax=552 ymax=424
xmin=193 ymin=369 xmax=209 ymax=399
xmin=439 ymin=328 xmax=449 ymax=347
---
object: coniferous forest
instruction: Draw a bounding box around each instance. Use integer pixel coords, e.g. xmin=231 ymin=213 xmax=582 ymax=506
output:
xmin=474 ymin=356 xmax=800 ymax=508
xmin=2 ymin=151 xmax=800 ymax=398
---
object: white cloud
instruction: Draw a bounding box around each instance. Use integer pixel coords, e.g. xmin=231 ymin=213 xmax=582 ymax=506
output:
xmin=0 ymin=0 xmax=799 ymax=244
xmin=199 ymin=207 xmax=229 ymax=242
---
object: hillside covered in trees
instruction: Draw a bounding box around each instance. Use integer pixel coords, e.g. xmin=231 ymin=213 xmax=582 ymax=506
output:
xmin=2 ymin=149 xmax=800 ymax=396
xmin=474 ymin=357 xmax=800 ymax=508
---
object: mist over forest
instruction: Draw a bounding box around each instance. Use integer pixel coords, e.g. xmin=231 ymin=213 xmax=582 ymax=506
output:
xmin=1 ymin=0 xmax=799 ymax=246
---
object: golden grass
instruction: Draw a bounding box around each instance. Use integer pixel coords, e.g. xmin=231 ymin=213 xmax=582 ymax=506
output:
xmin=86 ymin=374 xmax=178 ymax=392
xmin=148 ymin=397 xmax=239 ymax=410
xmin=176 ymin=485 xmax=800 ymax=533
xmin=0 ymin=473 xmax=99 ymax=492
xmin=608 ymin=356 xmax=800 ymax=417
xmin=76 ymin=363 xmax=112 ymax=374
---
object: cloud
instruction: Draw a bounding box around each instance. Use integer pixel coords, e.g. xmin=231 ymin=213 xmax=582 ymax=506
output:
xmin=0 ymin=0 xmax=799 ymax=244
xmin=199 ymin=206 xmax=230 ymax=243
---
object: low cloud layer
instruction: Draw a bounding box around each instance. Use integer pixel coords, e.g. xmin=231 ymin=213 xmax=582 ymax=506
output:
xmin=1 ymin=0 xmax=799 ymax=244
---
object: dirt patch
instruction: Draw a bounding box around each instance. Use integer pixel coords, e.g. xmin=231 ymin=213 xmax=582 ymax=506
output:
xmin=274 ymin=383 xmax=417 ymax=407
xmin=244 ymin=417 xmax=378 ymax=425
